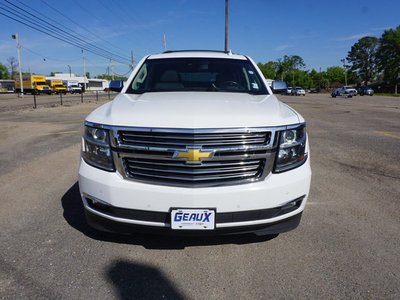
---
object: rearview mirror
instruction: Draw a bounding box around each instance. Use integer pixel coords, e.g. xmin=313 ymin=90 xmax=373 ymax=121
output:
xmin=271 ymin=81 xmax=287 ymax=93
xmin=109 ymin=80 xmax=124 ymax=92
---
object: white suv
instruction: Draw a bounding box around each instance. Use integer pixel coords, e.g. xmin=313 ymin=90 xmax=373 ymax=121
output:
xmin=78 ymin=50 xmax=311 ymax=236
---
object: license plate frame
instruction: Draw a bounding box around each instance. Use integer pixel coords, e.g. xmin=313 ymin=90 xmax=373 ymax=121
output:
xmin=171 ymin=209 xmax=215 ymax=230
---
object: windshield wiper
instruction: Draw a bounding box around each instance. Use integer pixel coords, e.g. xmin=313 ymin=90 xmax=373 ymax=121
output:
xmin=205 ymin=87 xmax=219 ymax=92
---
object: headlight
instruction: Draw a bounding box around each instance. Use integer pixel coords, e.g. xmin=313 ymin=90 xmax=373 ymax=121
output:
xmin=82 ymin=125 xmax=114 ymax=171
xmin=274 ymin=124 xmax=307 ymax=173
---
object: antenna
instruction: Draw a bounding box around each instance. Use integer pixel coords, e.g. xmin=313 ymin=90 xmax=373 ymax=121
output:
xmin=225 ymin=0 xmax=228 ymax=52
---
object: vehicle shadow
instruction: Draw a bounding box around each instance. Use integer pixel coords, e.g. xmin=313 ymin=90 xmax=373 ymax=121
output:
xmin=61 ymin=182 xmax=278 ymax=249
xmin=106 ymin=259 xmax=186 ymax=300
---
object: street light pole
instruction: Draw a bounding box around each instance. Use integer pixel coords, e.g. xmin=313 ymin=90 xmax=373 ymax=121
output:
xmin=68 ymin=65 xmax=71 ymax=77
xmin=12 ymin=33 xmax=24 ymax=98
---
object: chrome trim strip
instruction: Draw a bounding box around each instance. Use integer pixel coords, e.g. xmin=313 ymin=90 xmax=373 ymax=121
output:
xmin=84 ymin=121 xmax=304 ymax=133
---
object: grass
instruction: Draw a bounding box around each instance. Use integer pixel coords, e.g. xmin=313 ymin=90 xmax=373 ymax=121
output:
xmin=374 ymin=93 xmax=400 ymax=97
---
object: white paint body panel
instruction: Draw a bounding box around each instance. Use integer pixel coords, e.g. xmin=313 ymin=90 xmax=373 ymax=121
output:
xmin=86 ymin=92 xmax=301 ymax=129
xmin=79 ymin=149 xmax=311 ymax=228
xmin=78 ymin=51 xmax=311 ymax=233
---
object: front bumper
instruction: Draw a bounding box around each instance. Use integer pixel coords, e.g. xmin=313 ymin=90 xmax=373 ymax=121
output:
xmin=78 ymin=154 xmax=311 ymax=236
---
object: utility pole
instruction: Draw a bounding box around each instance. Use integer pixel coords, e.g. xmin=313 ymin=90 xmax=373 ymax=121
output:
xmin=224 ymin=0 xmax=228 ymax=52
xmin=319 ymin=67 xmax=321 ymax=89
xmin=111 ymin=59 xmax=114 ymax=80
xmin=12 ymin=33 xmax=24 ymax=98
xmin=82 ymin=49 xmax=87 ymax=92
xmin=292 ymin=70 xmax=295 ymax=87
xmin=131 ymin=50 xmax=134 ymax=71
xmin=163 ymin=34 xmax=167 ymax=52
xmin=341 ymin=58 xmax=347 ymax=86
xmin=68 ymin=65 xmax=71 ymax=77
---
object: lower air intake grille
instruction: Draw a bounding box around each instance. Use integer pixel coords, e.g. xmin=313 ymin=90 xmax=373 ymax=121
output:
xmin=123 ymin=157 xmax=266 ymax=186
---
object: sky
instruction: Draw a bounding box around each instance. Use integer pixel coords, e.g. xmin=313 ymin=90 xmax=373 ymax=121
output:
xmin=0 ymin=0 xmax=399 ymax=78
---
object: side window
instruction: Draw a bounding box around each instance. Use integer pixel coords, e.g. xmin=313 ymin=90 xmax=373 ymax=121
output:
xmin=242 ymin=66 xmax=261 ymax=91
xmin=242 ymin=67 xmax=251 ymax=90
xmin=131 ymin=64 xmax=148 ymax=90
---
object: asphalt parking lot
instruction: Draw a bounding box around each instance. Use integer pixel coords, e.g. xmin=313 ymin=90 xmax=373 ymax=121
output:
xmin=0 ymin=93 xmax=399 ymax=299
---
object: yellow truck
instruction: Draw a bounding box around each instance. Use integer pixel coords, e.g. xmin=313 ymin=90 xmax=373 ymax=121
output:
xmin=46 ymin=80 xmax=67 ymax=94
xmin=14 ymin=75 xmax=52 ymax=95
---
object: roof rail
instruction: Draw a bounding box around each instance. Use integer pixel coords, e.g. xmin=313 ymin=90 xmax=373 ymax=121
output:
xmin=163 ymin=50 xmax=231 ymax=54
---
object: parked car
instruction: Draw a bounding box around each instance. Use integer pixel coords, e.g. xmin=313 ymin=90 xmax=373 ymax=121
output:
xmin=335 ymin=86 xmax=358 ymax=96
xmin=286 ymin=87 xmax=292 ymax=95
xmin=331 ymin=90 xmax=352 ymax=98
xmin=290 ymin=87 xmax=305 ymax=96
xmin=309 ymin=88 xmax=319 ymax=93
xmin=294 ymin=87 xmax=306 ymax=96
xmin=356 ymin=86 xmax=373 ymax=96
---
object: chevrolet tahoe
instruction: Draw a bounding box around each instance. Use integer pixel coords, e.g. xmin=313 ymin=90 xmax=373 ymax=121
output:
xmin=78 ymin=50 xmax=311 ymax=236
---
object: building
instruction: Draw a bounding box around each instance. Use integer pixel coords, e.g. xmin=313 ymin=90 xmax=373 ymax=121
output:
xmin=46 ymin=73 xmax=109 ymax=91
xmin=0 ymin=79 xmax=15 ymax=92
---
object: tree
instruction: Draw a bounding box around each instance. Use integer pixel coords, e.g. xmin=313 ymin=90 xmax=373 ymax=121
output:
xmin=326 ymin=66 xmax=345 ymax=84
xmin=295 ymin=70 xmax=312 ymax=88
xmin=309 ymin=69 xmax=318 ymax=86
xmin=347 ymin=36 xmax=379 ymax=85
xmin=96 ymin=74 xmax=128 ymax=81
xmin=376 ymin=25 xmax=400 ymax=94
xmin=320 ymin=78 xmax=330 ymax=89
xmin=290 ymin=55 xmax=306 ymax=70
xmin=86 ymin=72 xmax=91 ymax=79
xmin=276 ymin=55 xmax=306 ymax=82
xmin=257 ymin=61 xmax=276 ymax=79
xmin=0 ymin=62 xmax=10 ymax=79
xmin=6 ymin=57 xmax=18 ymax=79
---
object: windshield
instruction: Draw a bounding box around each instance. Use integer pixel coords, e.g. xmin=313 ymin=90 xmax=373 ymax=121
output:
xmin=126 ymin=58 xmax=268 ymax=95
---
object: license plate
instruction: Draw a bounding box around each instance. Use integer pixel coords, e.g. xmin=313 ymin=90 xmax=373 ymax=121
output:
xmin=171 ymin=209 xmax=215 ymax=230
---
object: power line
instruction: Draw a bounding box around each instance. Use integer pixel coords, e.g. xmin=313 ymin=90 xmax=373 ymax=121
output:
xmin=0 ymin=1 xmax=131 ymax=65
xmin=39 ymin=0 xmax=131 ymax=60
xmin=1 ymin=2 xmax=128 ymax=65
xmin=20 ymin=44 xmax=81 ymax=62
xmin=0 ymin=8 xmax=126 ymax=65
xmin=95 ymin=0 xmax=160 ymax=52
xmin=13 ymin=0 xmax=130 ymax=63
xmin=71 ymin=0 xmax=140 ymax=60
xmin=113 ymin=65 xmax=131 ymax=74
xmin=114 ymin=69 xmax=132 ymax=77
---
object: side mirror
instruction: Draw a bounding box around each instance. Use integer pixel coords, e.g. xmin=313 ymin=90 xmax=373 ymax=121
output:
xmin=109 ymin=80 xmax=124 ymax=92
xmin=271 ymin=81 xmax=287 ymax=93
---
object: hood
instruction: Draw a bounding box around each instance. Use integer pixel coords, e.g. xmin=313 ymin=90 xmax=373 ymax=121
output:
xmin=86 ymin=92 xmax=301 ymax=128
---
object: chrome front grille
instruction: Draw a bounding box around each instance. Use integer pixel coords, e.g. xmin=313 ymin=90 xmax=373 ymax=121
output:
xmin=118 ymin=130 xmax=271 ymax=149
xmin=123 ymin=157 xmax=265 ymax=186
xmin=111 ymin=127 xmax=281 ymax=187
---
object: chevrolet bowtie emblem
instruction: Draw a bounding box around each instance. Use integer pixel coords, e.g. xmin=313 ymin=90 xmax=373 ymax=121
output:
xmin=174 ymin=148 xmax=213 ymax=164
